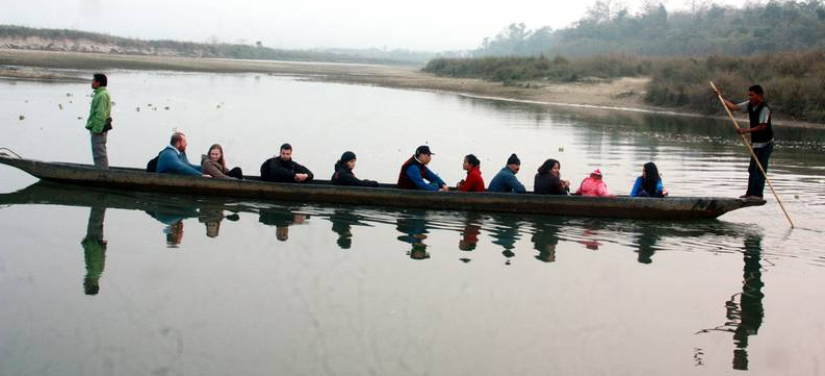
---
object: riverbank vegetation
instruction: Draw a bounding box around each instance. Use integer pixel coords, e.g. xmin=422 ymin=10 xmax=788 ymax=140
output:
xmin=424 ymin=1 xmax=825 ymax=123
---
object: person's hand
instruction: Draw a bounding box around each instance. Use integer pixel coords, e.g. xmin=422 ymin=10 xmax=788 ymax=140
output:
xmin=736 ymin=128 xmax=749 ymax=135
xmin=562 ymin=180 xmax=570 ymax=188
xmin=295 ymin=173 xmax=308 ymax=182
xmin=439 ymin=185 xmax=450 ymax=192
xmin=202 ymin=174 xmax=212 ymax=178
xmin=457 ymin=179 xmax=465 ymax=189
xmin=713 ymin=88 xmax=722 ymax=97
xmin=662 ymin=189 xmax=669 ymax=197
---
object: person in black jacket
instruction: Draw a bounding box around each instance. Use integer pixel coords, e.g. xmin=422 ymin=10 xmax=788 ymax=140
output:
xmin=534 ymin=158 xmax=570 ymax=195
xmin=331 ymin=151 xmax=379 ymax=187
xmin=260 ymin=143 xmax=314 ymax=183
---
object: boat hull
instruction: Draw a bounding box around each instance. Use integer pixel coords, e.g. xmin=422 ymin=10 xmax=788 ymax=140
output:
xmin=0 ymin=156 xmax=765 ymax=220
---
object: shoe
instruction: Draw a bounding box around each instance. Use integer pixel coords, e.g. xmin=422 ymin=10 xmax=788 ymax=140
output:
xmin=739 ymin=194 xmax=750 ymax=199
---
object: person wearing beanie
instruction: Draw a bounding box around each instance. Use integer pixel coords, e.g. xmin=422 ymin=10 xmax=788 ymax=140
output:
xmin=331 ymin=151 xmax=379 ymax=187
xmin=487 ymin=153 xmax=526 ymax=194
xmin=397 ymin=145 xmax=448 ymax=191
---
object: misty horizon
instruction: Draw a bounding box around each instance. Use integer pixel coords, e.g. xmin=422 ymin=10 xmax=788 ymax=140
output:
xmin=3 ymin=0 xmax=751 ymax=52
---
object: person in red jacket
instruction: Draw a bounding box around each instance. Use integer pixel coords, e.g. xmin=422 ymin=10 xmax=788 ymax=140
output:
xmin=457 ymin=154 xmax=485 ymax=192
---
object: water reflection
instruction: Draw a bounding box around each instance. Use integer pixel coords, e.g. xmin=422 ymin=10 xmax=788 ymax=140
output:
xmin=1 ymin=181 xmax=760 ymax=264
xmin=696 ymin=233 xmax=765 ymax=370
xmin=259 ymin=208 xmax=309 ymax=242
xmin=81 ymin=206 xmax=107 ymax=295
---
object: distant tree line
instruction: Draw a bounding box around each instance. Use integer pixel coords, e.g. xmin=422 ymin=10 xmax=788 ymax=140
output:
xmin=0 ymin=25 xmax=433 ymax=66
xmin=473 ymin=0 xmax=825 ymax=58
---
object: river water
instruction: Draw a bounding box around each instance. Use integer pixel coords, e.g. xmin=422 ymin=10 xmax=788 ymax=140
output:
xmin=1 ymin=71 xmax=824 ymax=375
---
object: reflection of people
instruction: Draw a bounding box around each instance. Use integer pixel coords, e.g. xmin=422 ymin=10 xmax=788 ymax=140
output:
xmin=146 ymin=206 xmax=199 ymax=248
xmin=732 ymin=234 xmax=765 ymax=370
xmin=85 ymin=73 xmax=111 ymax=169
xmin=165 ymin=221 xmax=184 ymax=247
xmin=81 ymin=206 xmax=107 ymax=295
xmin=198 ymin=209 xmax=225 ymax=238
xmin=329 ymin=209 xmax=360 ymax=249
xmin=259 ymin=208 xmax=308 ymax=242
xmin=489 ymin=216 xmax=520 ymax=265
xmin=396 ymin=216 xmax=430 ymax=260
xmin=714 ymin=84 xmax=774 ymax=199
xmin=531 ymin=222 xmax=560 ymax=263
xmin=635 ymin=228 xmax=661 ymax=264
xmin=695 ymin=234 xmax=765 ymax=371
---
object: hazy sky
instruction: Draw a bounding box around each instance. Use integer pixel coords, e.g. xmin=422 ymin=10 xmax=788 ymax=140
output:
xmin=3 ymin=0 xmax=747 ymax=51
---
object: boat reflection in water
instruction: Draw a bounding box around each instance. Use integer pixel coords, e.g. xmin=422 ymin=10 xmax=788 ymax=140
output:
xmin=0 ymin=180 xmax=760 ymax=268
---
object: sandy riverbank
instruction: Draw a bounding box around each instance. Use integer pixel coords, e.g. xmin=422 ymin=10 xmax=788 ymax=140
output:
xmin=1 ymin=49 xmax=820 ymax=128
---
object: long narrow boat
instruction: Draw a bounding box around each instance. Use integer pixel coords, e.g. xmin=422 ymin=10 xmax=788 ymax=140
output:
xmin=0 ymin=156 xmax=765 ymax=220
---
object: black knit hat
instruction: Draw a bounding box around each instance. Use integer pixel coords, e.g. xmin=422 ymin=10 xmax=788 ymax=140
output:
xmin=340 ymin=151 xmax=357 ymax=163
xmin=415 ymin=145 xmax=434 ymax=156
xmin=507 ymin=153 xmax=521 ymax=165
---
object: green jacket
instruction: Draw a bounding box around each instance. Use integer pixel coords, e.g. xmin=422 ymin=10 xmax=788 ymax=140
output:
xmin=85 ymin=87 xmax=112 ymax=133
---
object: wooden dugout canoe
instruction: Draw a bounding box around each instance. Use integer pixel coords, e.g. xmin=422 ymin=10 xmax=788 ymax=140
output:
xmin=0 ymin=156 xmax=765 ymax=220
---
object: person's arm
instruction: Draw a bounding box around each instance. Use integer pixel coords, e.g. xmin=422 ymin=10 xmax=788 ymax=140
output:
xmin=202 ymin=160 xmax=229 ymax=178
xmin=296 ymin=163 xmax=314 ymax=182
xmin=630 ymin=177 xmax=642 ymax=197
xmin=424 ymin=167 xmax=447 ymax=189
xmin=158 ymin=150 xmax=202 ymax=176
xmin=657 ymin=180 xmax=668 ymax=197
xmin=406 ymin=165 xmax=437 ymax=191
xmin=509 ymin=175 xmax=526 ymax=194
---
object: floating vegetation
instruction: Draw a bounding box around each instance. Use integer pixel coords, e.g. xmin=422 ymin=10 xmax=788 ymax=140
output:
xmin=558 ymin=147 xmax=565 ymax=152
xmin=136 ymin=107 xmax=140 ymax=112
xmin=19 ymin=115 xmax=25 ymax=121
xmin=77 ymin=116 xmax=82 ymax=120
xmin=164 ymin=106 xmax=170 ymax=110
xmin=65 ymin=93 xmax=72 ymax=97
xmin=58 ymin=104 xmax=63 ymax=110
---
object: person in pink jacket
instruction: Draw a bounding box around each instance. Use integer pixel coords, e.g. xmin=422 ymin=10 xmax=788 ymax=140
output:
xmin=575 ymin=169 xmax=616 ymax=197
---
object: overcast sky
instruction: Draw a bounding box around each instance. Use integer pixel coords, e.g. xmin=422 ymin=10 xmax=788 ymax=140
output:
xmin=3 ymin=0 xmax=748 ymax=51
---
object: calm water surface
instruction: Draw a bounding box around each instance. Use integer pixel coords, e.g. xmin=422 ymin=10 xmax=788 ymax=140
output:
xmin=1 ymin=71 xmax=825 ymax=375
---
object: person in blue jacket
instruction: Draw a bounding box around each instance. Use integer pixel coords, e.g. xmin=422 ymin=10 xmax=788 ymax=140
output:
xmin=156 ymin=132 xmax=204 ymax=176
xmin=397 ymin=145 xmax=448 ymax=191
xmin=488 ymin=154 xmax=526 ymax=194
xmin=630 ymin=162 xmax=668 ymax=197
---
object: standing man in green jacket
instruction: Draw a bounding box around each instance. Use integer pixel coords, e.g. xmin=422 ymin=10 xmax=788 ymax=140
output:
xmin=86 ymin=73 xmax=112 ymax=168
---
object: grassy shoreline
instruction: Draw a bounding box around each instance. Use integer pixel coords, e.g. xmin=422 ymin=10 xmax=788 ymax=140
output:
xmin=2 ymin=49 xmax=822 ymax=128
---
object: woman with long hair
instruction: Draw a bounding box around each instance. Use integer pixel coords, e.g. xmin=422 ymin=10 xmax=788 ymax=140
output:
xmin=201 ymin=144 xmax=243 ymax=179
xmin=534 ymin=158 xmax=570 ymax=195
xmin=630 ymin=162 xmax=668 ymax=197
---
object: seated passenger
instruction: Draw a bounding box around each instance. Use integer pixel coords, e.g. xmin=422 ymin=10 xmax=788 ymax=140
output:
xmin=156 ymin=132 xmax=203 ymax=176
xmin=201 ymin=144 xmax=243 ymax=179
xmin=534 ymin=158 xmax=570 ymax=195
xmin=575 ymin=168 xmax=616 ymax=197
xmin=331 ymin=151 xmax=379 ymax=187
xmin=397 ymin=145 xmax=448 ymax=191
xmin=260 ymin=143 xmax=314 ymax=183
xmin=487 ymin=154 xmax=526 ymax=194
xmin=457 ymin=154 xmax=485 ymax=192
xmin=630 ymin=162 xmax=668 ymax=197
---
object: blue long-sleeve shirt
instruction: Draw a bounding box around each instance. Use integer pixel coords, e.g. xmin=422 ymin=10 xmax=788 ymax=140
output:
xmin=406 ymin=163 xmax=446 ymax=191
xmin=487 ymin=167 xmax=526 ymax=193
xmin=156 ymin=145 xmax=202 ymax=176
xmin=630 ymin=176 xmax=665 ymax=197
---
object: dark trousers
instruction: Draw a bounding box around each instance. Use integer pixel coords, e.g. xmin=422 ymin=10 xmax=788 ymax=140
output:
xmin=227 ymin=167 xmax=243 ymax=179
xmin=746 ymin=142 xmax=773 ymax=197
